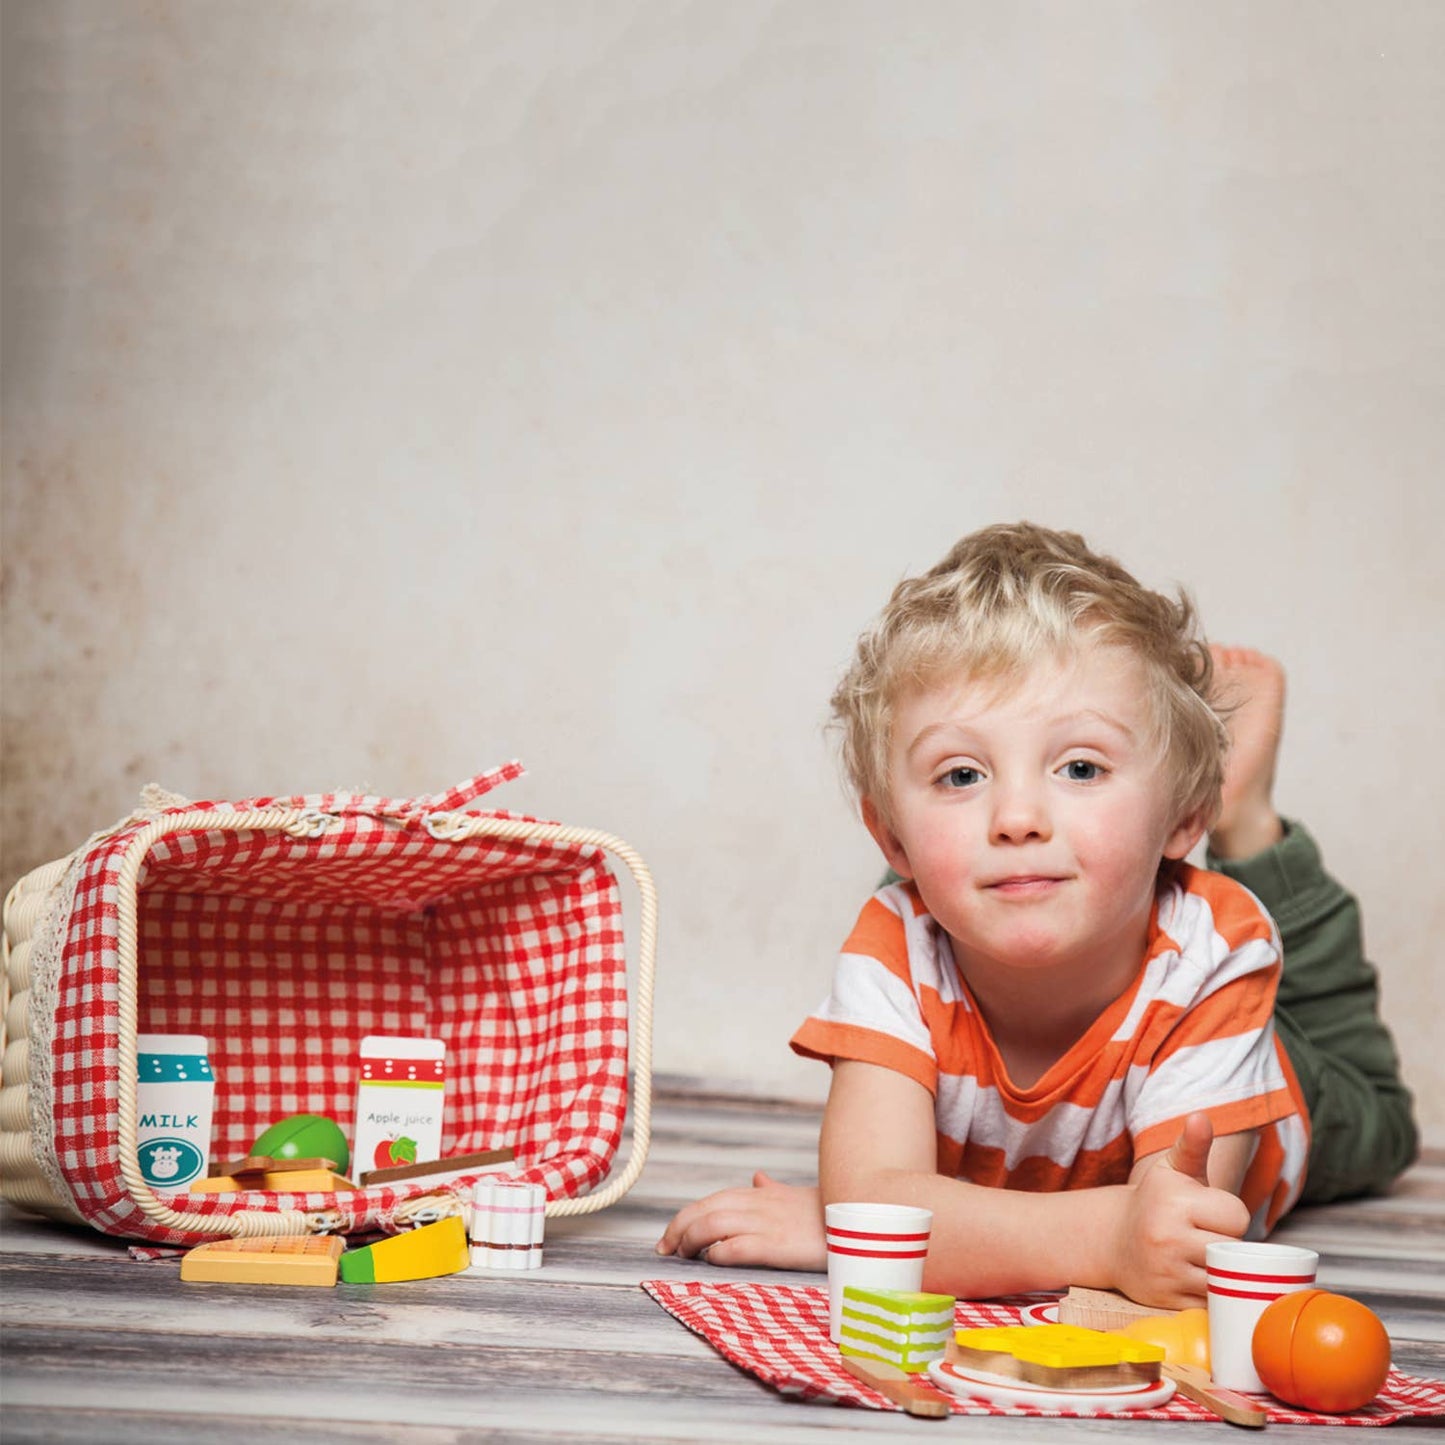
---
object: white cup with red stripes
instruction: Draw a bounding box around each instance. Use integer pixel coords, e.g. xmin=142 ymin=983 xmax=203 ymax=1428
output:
xmin=1206 ymin=1240 xmax=1320 ymax=1392
xmin=824 ymin=1202 xmax=933 ymax=1343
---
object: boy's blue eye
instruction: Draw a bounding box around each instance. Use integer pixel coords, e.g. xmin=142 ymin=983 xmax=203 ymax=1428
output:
xmin=1063 ymin=760 xmax=1102 ymax=781
xmin=942 ymin=766 xmax=982 ymax=789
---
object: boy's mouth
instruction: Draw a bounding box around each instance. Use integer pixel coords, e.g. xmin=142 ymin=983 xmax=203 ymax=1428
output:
xmin=983 ymin=875 xmax=1066 ymax=895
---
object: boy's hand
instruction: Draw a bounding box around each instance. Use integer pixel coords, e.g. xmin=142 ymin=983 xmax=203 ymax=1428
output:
xmin=654 ymin=1171 xmax=826 ymax=1271
xmin=1116 ymin=1112 xmax=1250 ymax=1308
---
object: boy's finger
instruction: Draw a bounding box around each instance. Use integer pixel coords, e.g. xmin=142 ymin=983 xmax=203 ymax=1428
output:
xmin=1164 ymin=1111 xmax=1215 ymax=1186
xmin=665 ymin=1216 xmax=717 ymax=1258
xmin=702 ymin=1232 xmax=774 ymax=1268
xmin=1173 ymin=1271 xmax=1209 ymax=1309
xmin=655 ymin=1199 xmax=713 ymax=1253
xmin=1194 ymin=1189 xmax=1251 ymax=1241
xmin=668 ymin=1208 xmax=754 ymax=1259
xmin=655 ymin=1184 xmax=755 ymax=1253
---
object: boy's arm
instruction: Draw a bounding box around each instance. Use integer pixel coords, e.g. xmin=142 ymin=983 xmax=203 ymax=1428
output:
xmin=820 ymin=1060 xmax=1249 ymax=1307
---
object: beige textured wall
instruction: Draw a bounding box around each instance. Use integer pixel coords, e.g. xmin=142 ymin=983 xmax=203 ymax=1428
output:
xmin=4 ymin=2 xmax=1442 ymax=1138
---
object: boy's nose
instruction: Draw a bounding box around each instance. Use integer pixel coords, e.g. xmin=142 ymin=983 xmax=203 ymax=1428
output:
xmin=989 ymin=782 xmax=1052 ymax=844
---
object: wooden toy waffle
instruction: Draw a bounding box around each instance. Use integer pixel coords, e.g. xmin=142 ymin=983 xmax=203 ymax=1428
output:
xmin=181 ymin=1234 xmax=344 ymax=1286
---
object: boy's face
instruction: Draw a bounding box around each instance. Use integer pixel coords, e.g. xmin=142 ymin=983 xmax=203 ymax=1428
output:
xmin=864 ymin=640 xmax=1203 ymax=992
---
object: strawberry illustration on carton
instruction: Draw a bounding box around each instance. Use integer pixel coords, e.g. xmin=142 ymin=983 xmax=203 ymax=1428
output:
xmin=352 ymin=1037 xmax=445 ymax=1185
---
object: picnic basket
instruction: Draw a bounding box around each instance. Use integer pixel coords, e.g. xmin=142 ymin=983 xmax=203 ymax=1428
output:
xmin=0 ymin=763 xmax=658 ymax=1246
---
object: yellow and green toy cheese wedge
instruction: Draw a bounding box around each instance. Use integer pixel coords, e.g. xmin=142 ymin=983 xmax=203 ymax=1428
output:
xmin=339 ymin=1214 xmax=470 ymax=1283
xmin=839 ymin=1287 xmax=956 ymax=1374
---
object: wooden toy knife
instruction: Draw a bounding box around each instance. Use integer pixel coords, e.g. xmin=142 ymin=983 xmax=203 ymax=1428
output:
xmin=840 ymin=1355 xmax=951 ymax=1418
xmin=1163 ymin=1363 xmax=1268 ymax=1428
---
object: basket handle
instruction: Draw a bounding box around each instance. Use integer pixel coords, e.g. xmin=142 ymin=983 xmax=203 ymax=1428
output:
xmin=421 ymin=811 xmax=658 ymax=1218
xmin=111 ymin=806 xmax=658 ymax=1237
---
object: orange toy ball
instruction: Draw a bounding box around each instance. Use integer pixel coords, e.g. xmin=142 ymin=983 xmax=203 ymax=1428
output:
xmin=1252 ymin=1289 xmax=1391 ymax=1413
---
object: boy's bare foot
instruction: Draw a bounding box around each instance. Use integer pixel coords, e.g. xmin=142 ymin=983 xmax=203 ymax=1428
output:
xmin=1209 ymin=646 xmax=1287 ymax=860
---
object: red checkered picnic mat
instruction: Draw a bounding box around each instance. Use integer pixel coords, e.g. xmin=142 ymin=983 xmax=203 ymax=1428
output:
xmin=642 ymin=1280 xmax=1445 ymax=1425
xmin=2 ymin=765 xmax=657 ymax=1246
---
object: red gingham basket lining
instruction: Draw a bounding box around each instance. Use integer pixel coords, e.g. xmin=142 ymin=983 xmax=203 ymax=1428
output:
xmin=641 ymin=1281 xmax=1445 ymax=1425
xmin=49 ymin=791 xmax=630 ymax=1244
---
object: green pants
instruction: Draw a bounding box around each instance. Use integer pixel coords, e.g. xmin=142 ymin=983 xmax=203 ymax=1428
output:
xmin=1210 ymin=822 xmax=1419 ymax=1204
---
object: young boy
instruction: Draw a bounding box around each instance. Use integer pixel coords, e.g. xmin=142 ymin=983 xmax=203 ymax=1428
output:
xmin=656 ymin=524 xmax=1418 ymax=1306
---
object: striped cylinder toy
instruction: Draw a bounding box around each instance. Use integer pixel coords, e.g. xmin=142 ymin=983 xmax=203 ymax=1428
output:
xmin=470 ymin=1179 xmax=545 ymax=1270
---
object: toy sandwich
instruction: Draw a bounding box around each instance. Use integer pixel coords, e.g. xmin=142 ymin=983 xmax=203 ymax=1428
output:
xmin=949 ymin=1323 xmax=1165 ymax=1389
xmin=839 ymin=1287 xmax=957 ymax=1373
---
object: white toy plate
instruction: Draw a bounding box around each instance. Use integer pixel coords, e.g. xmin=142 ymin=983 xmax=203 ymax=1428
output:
xmin=1018 ymin=1300 xmax=1059 ymax=1326
xmin=928 ymin=1360 xmax=1176 ymax=1414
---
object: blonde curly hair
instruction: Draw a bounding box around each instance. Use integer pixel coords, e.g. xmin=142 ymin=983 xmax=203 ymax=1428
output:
xmin=831 ymin=522 xmax=1227 ymax=828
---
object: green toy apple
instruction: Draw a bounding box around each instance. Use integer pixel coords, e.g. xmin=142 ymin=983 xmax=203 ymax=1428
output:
xmin=250 ymin=1113 xmax=350 ymax=1174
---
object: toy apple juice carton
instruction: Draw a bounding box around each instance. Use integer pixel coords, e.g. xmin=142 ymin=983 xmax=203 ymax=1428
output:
xmin=136 ymin=1034 xmax=216 ymax=1189
xmin=352 ymin=1036 xmax=446 ymax=1175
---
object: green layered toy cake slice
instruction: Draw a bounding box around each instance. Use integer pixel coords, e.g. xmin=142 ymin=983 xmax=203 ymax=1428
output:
xmin=838 ymin=1287 xmax=957 ymax=1373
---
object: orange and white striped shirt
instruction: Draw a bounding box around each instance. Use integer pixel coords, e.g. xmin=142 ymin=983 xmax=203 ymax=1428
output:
xmin=790 ymin=864 xmax=1310 ymax=1236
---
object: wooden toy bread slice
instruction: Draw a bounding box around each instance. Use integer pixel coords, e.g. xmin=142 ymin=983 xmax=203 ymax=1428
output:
xmin=1057 ymin=1284 xmax=1175 ymax=1331
xmin=190 ymin=1168 xmax=355 ymax=1193
xmin=949 ymin=1323 xmax=1164 ymax=1390
xmin=220 ymin=1154 xmax=341 ymax=1176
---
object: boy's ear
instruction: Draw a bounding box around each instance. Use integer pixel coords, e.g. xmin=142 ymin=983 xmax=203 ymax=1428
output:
xmin=861 ymin=797 xmax=913 ymax=879
xmin=1162 ymin=806 xmax=1209 ymax=862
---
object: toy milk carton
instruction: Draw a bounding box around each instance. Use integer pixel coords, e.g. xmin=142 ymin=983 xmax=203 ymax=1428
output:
xmin=136 ymin=1034 xmax=216 ymax=1189
xmin=352 ymin=1036 xmax=446 ymax=1175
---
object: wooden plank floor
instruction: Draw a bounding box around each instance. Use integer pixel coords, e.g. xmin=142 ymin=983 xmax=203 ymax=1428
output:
xmin=2 ymin=1084 xmax=1442 ymax=1443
